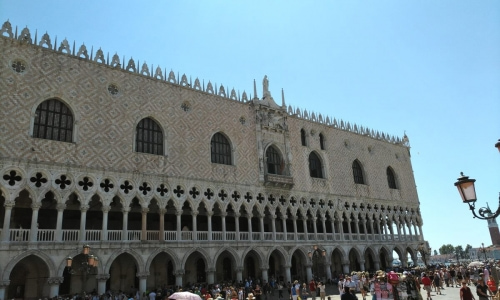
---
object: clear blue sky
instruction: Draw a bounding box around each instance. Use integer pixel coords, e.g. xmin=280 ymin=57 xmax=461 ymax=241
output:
xmin=1 ymin=1 xmax=499 ymax=256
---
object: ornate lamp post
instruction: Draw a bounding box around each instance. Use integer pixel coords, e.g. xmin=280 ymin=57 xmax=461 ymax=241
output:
xmin=66 ymin=245 xmax=99 ymax=294
xmin=308 ymin=245 xmax=326 ymax=281
xmin=454 ymin=139 xmax=500 ymax=220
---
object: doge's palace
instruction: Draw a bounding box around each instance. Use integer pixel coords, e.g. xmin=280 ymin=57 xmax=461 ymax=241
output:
xmin=0 ymin=20 xmax=426 ymax=299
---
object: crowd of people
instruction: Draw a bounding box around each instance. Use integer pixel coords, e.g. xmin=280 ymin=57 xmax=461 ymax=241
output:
xmin=42 ymin=263 xmax=500 ymax=300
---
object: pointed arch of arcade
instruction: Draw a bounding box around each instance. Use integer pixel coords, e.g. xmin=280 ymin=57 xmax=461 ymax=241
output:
xmin=330 ymin=247 xmax=346 ymax=276
xmin=265 ymin=246 xmax=289 ymax=266
xmin=145 ymin=248 xmax=182 ymax=272
xmin=104 ymin=248 xmax=145 ymax=274
xmin=348 ymin=247 xmax=363 ymax=272
xmin=181 ymin=247 xmax=212 ymax=269
xmin=1 ymin=250 xmax=56 ymax=281
xmin=214 ymin=246 xmax=241 ymax=268
xmin=378 ymin=246 xmax=392 ymax=270
xmin=363 ymin=247 xmax=377 ymax=272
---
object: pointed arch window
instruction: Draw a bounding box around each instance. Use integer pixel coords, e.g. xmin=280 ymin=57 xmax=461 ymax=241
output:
xmin=33 ymin=99 xmax=74 ymax=142
xmin=300 ymin=129 xmax=307 ymax=146
xmin=266 ymin=145 xmax=284 ymax=175
xmin=309 ymin=152 xmax=323 ymax=178
xmin=352 ymin=160 xmax=365 ymax=184
xmin=319 ymin=133 xmax=325 ymax=150
xmin=387 ymin=167 xmax=397 ymax=189
xmin=136 ymin=118 xmax=164 ymax=155
xmin=211 ymin=132 xmax=232 ymax=165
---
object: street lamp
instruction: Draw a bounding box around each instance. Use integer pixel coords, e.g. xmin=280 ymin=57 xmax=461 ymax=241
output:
xmin=308 ymin=245 xmax=326 ymax=280
xmin=454 ymin=139 xmax=500 ymax=220
xmin=66 ymin=245 xmax=99 ymax=293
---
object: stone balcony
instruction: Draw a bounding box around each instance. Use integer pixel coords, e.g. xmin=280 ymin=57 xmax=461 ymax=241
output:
xmin=264 ymin=174 xmax=294 ymax=188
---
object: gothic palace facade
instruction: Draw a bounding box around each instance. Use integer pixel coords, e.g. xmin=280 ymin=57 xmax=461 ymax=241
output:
xmin=0 ymin=21 xmax=426 ymax=299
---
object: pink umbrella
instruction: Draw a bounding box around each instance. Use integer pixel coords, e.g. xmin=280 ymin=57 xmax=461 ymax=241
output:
xmin=169 ymin=292 xmax=203 ymax=300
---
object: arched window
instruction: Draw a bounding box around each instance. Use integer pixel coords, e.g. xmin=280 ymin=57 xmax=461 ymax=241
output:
xmin=352 ymin=160 xmax=365 ymax=184
xmin=300 ymin=129 xmax=307 ymax=146
xmin=211 ymin=132 xmax=232 ymax=165
xmin=309 ymin=152 xmax=323 ymax=178
xmin=33 ymin=99 xmax=74 ymax=142
xmin=136 ymin=118 xmax=163 ymax=155
xmin=266 ymin=146 xmax=284 ymax=175
xmin=319 ymin=133 xmax=325 ymax=150
xmin=387 ymin=167 xmax=397 ymax=189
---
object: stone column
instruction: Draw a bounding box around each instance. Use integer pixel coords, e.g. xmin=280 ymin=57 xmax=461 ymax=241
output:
xmin=176 ymin=210 xmax=182 ymax=241
xmin=221 ymin=212 xmax=227 ymax=241
xmin=101 ymin=205 xmax=110 ymax=241
xmin=362 ymin=217 xmax=368 ymax=240
xmin=291 ymin=216 xmax=298 ymax=241
xmin=208 ymin=212 xmax=213 ymax=241
xmin=56 ymin=203 xmax=66 ymax=242
xmin=401 ymin=256 xmax=408 ymax=268
xmin=259 ymin=213 xmax=265 ymax=241
xmin=97 ymin=274 xmax=110 ymax=295
xmin=355 ymin=216 xmax=361 ymax=240
xmin=141 ymin=208 xmax=148 ymax=241
xmin=312 ymin=217 xmax=318 ymax=241
xmin=206 ymin=268 xmax=215 ymax=284
xmin=236 ymin=267 xmax=243 ymax=282
xmin=159 ymin=208 xmax=166 ymax=241
xmin=342 ymin=262 xmax=350 ymax=274
xmin=1 ymin=201 xmax=14 ymax=242
xmin=48 ymin=277 xmax=64 ymax=298
xmin=175 ymin=270 xmax=185 ymax=287
xmin=282 ymin=215 xmax=288 ymax=241
xmin=339 ymin=217 xmax=345 ymax=241
xmin=330 ymin=220 xmax=335 ymax=240
xmin=30 ymin=203 xmax=41 ymax=242
xmin=122 ymin=207 xmax=130 ymax=241
xmin=247 ymin=214 xmax=252 ymax=241
xmin=285 ymin=265 xmax=291 ymax=283
xmin=306 ymin=264 xmax=313 ymax=281
xmin=261 ymin=267 xmax=269 ymax=282
xmin=358 ymin=260 xmax=365 ymax=271
xmin=79 ymin=205 xmax=89 ymax=242
xmin=271 ymin=215 xmax=277 ymax=241
xmin=302 ymin=218 xmax=308 ymax=241
xmin=235 ymin=213 xmax=240 ymax=242
xmin=0 ymin=280 xmax=10 ymax=300
xmin=321 ymin=216 xmax=327 ymax=241
xmin=192 ymin=212 xmax=198 ymax=241
xmin=396 ymin=221 xmax=402 ymax=240
xmin=325 ymin=262 xmax=332 ymax=281
xmin=346 ymin=216 xmax=352 ymax=240
xmin=136 ymin=272 xmax=149 ymax=295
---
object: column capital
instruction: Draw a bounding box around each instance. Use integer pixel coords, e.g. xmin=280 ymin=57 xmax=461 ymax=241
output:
xmin=136 ymin=272 xmax=150 ymax=279
xmin=47 ymin=277 xmax=64 ymax=285
xmin=0 ymin=280 xmax=10 ymax=287
xmin=142 ymin=207 xmax=149 ymax=214
xmin=4 ymin=201 xmax=15 ymax=209
xmin=207 ymin=211 xmax=214 ymax=217
xmin=81 ymin=205 xmax=90 ymax=212
xmin=272 ymin=215 xmax=277 ymax=219
xmin=236 ymin=267 xmax=244 ymax=272
xmin=122 ymin=207 xmax=130 ymax=213
xmin=176 ymin=210 xmax=183 ymax=216
xmin=206 ymin=268 xmax=216 ymax=273
xmin=159 ymin=208 xmax=167 ymax=214
xmin=56 ymin=203 xmax=67 ymax=211
xmin=192 ymin=211 xmax=199 ymax=217
xmin=102 ymin=205 xmax=111 ymax=213
xmin=220 ymin=212 xmax=227 ymax=217
xmin=234 ymin=213 xmax=241 ymax=218
xmin=31 ymin=202 xmax=42 ymax=210
xmin=96 ymin=274 xmax=111 ymax=282
xmin=174 ymin=270 xmax=185 ymax=276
